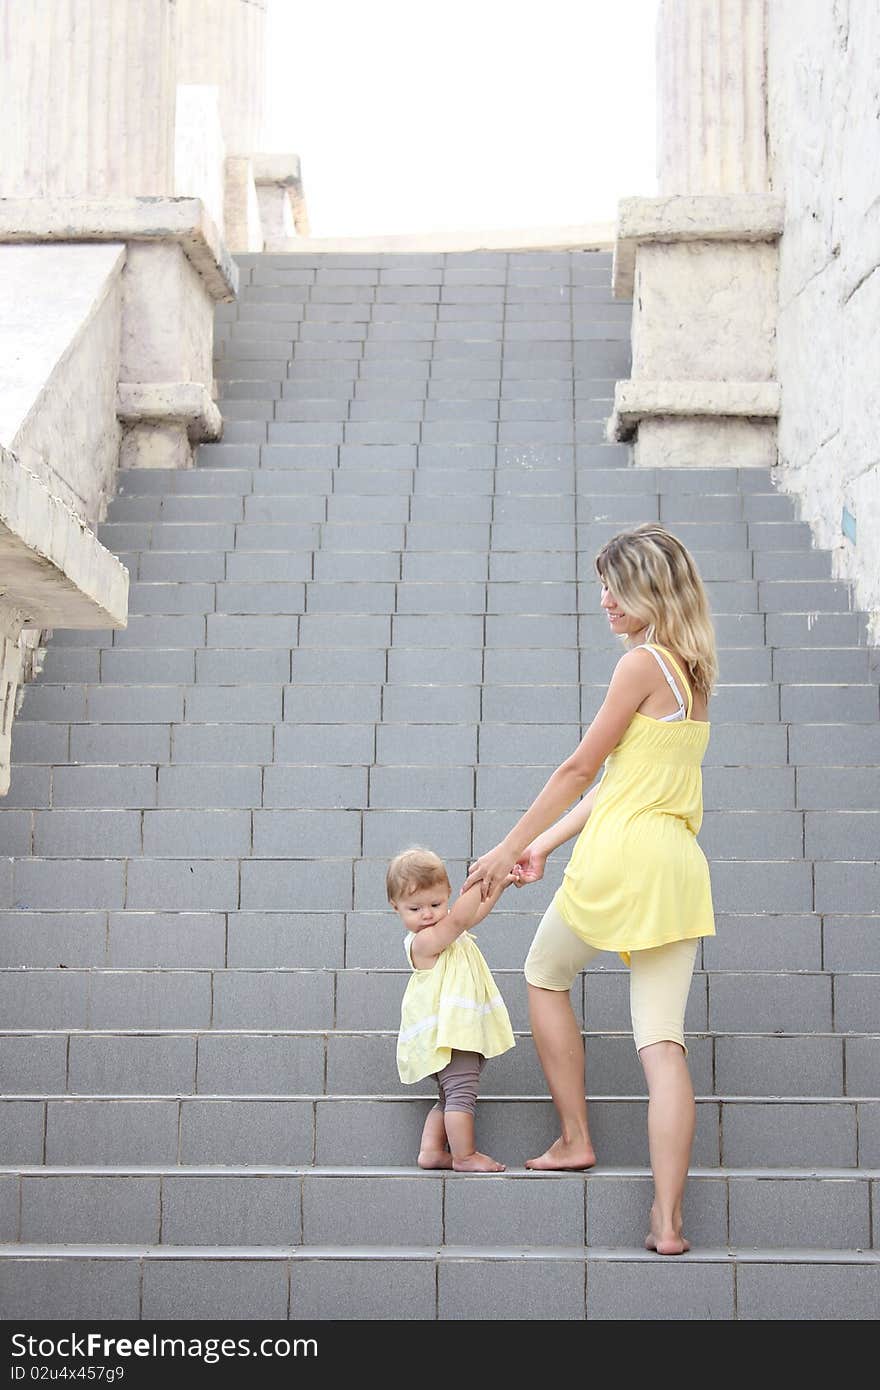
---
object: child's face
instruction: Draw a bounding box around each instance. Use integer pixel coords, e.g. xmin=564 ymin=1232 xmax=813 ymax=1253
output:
xmin=392 ymin=881 xmax=451 ymax=931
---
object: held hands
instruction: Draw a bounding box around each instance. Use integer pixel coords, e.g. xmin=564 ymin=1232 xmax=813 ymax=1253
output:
xmin=461 ymin=842 xmax=516 ymax=901
xmin=462 ymin=840 xmax=546 ymax=901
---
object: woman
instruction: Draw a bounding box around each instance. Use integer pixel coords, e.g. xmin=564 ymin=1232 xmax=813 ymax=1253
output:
xmin=463 ymin=523 xmax=718 ymax=1254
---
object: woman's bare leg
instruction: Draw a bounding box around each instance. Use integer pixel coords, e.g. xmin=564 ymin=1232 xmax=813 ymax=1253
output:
xmin=525 ymin=984 xmax=596 ymax=1170
xmin=639 ymin=1041 xmax=694 ymax=1254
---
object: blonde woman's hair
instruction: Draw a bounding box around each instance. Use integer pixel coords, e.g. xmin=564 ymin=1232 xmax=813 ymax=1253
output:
xmin=595 ymin=523 xmax=718 ymax=701
xmin=386 ymin=847 xmax=451 ymax=904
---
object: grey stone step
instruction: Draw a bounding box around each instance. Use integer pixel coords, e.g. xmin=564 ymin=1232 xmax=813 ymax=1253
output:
xmin=6 ymin=748 xmax=879 ymax=824
xmin=107 ymin=487 xmax=801 ymax=518
xmin=1 ymin=1093 xmax=876 ymax=1169
xmin=97 ymin=515 xmax=829 ymax=561
xmin=1 ymin=1029 xmax=876 ymax=1098
xmin=216 ymin=397 xmax=276 ymax=419
xmin=0 ymin=907 xmax=870 ymax=972
xmin=0 ymin=967 xmax=875 ymax=1032
xmin=0 ymin=1165 xmax=876 ymax=1253
xmin=10 ymin=745 xmax=878 ymax=811
xmin=25 ymin=577 xmax=868 ymax=629
xmin=34 ymin=674 xmax=846 ymax=725
xmin=2 ymin=1237 xmax=879 ymax=1320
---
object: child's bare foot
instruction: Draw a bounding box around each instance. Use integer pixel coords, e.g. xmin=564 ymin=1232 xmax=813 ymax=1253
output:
xmin=525 ymin=1137 xmax=596 ymax=1170
xmin=451 ymin=1151 xmax=506 ymax=1172
xmin=418 ymin=1149 xmax=454 ymax=1169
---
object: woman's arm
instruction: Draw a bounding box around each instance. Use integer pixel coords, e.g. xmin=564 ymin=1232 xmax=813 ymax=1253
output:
xmin=506 ymin=781 xmax=600 ymax=890
xmin=463 ymin=648 xmax=654 ymax=897
xmin=518 ymin=781 xmax=601 ymax=875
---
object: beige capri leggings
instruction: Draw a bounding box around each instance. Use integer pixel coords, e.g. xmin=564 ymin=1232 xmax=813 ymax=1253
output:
xmin=524 ymin=900 xmax=698 ymax=1055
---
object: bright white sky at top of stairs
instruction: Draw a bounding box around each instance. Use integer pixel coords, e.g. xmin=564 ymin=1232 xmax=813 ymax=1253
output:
xmin=264 ymin=0 xmax=659 ymax=239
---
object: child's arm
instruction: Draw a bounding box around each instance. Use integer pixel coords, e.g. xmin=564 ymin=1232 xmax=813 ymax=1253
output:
xmin=410 ymin=876 xmax=513 ymax=968
xmin=514 ymin=781 xmax=601 ymax=884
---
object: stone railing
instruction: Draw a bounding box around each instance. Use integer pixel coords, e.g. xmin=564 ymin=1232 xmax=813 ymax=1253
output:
xmin=0 ymin=193 xmax=238 ymax=792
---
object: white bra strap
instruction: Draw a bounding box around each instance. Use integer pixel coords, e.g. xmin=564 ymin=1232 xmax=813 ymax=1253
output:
xmin=643 ymin=645 xmax=687 ymax=715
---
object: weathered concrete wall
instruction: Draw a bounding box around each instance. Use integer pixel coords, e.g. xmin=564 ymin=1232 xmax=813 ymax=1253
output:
xmin=0 ymin=244 xmax=125 ymax=525
xmin=768 ymin=0 xmax=880 ymax=630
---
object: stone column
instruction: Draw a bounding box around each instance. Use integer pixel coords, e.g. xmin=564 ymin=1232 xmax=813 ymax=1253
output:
xmin=176 ymin=0 xmax=267 ymax=157
xmin=176 ymin=0 xmax=273 ymax=249
xmin=175 ymin=0 xmax=308 ymax=251
xmin=609 ymin=0 xmax=780 ymax=468
xmin=657 ymin=0 xmax=769 ymax=195
xmin=0 ymin=0 xmax=177 ymax=197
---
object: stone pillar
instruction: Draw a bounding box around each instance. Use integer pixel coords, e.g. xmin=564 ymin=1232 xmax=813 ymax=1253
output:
xmin=253 ymin=156 xmax=309 ymax=246
xmin=657 ymin=0 xmax=769 ymax=195
xmin=610 ymin=0 xmax=780 ymax=468
xmin=176 ymin=0 xmax=267 ymax=156
xmin=0 ymin=0 xmax=177 ymax=198
xmin=175 ymin=0 xmax=309 ymax=251
xmin=176 ymin=0 xmax=275 ymax=250
xmin=225 ymin=157 xmax=265 ymax=255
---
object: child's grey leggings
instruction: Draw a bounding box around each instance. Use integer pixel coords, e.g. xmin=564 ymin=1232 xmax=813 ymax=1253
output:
xmin=431 ymin=1049 xmax=485 ymax=1117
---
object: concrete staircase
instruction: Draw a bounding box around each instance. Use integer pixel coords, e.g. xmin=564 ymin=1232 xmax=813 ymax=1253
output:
xmin=1 ymin=249 xmax=878 ymax=1321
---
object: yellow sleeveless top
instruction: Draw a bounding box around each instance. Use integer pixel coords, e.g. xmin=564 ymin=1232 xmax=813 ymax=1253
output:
xmin=397 ymin=930 xmax=515 ymax=1084
xmin=555 ymin=643 xmax=716 ymax=966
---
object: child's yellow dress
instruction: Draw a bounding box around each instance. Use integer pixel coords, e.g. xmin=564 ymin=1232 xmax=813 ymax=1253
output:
xmin=397 ymin=931 xmax=515 ymax=1084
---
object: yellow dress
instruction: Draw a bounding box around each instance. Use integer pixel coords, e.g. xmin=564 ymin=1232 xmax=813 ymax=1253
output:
xmin=397 ymin=930 xmax=516 ymax=1084
xmin=555 ymin=643 xmax=716 ymax=967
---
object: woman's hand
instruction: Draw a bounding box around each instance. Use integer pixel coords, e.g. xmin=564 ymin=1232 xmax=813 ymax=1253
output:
xmin=512 ymin=842 xmax=547 ymax=887
xmin=461 ymin=841 xmax=518 ymax=901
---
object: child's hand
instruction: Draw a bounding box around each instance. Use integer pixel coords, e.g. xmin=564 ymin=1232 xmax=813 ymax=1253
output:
xmin=513 ymin=844 xmax=547 ymax=887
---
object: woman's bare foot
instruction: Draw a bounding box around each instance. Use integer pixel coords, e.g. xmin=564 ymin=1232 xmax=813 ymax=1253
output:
xmin=418 ymin=1149 xmax=454 ymax=1169
xmin=645 ymin=1207 xmax=690 ymax=1254
xmin=452 ymin=1151 xmax=506 ymax=1172
xmin=645 ymin=1200 xmax=686 ymax=1256
xmin=525 ymin=1136 xmax=596 ymax=1171
xmin=644 ymin=1230 xmax=690 ymax=1255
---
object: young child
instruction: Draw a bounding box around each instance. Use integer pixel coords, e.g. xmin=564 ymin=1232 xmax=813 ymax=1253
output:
xmin=387 ymin=846 xmax=516 ymax=1173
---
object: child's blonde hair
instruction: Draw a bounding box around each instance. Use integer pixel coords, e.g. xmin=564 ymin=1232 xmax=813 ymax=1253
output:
xmin=386 ymin=847 xmax=451 ymax=904
xmin=595 ymin=523 xmax=719 ymax=701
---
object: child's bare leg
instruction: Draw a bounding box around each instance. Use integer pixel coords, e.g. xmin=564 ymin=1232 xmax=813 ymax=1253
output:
xmin=418 ymin=1106 xmax=453 ymax=1169
xmin=525 ymin=984 xmax=596 ymax=1170
xmin=444 ymin=1110 xmax=505 ymax=1172
xmin=437 ymin=1051 xmax=504 ymax=1172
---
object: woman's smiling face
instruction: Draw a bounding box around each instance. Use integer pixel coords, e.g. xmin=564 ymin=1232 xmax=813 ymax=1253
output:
xmin=599 ymin=578 xmax=648 ymax=640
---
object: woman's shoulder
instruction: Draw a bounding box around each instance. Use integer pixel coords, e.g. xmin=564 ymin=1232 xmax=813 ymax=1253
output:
xmin=613 ymin=643 xmax=670 ymax=684
xmin=617 ymin=643 xmax=659 ymax=668
xmin=619 ymin=641 xmax=694 ymax=681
